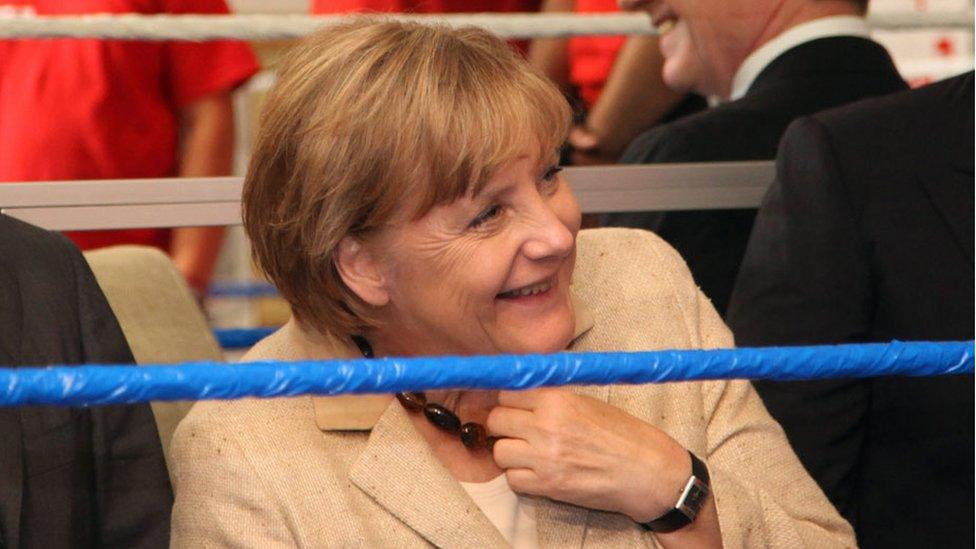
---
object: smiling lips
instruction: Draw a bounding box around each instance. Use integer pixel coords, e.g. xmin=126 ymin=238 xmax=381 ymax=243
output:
xmin=497 ymin=277 xmax=555 ymax=299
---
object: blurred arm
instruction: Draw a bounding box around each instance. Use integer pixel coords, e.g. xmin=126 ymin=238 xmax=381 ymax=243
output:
xmin=581 ymin=35 xmax=685 ymax=160
xmin=528 ymin=0 xmax=575 ymax=91
xmin=171 ymin=91 xmax=235 ymax=296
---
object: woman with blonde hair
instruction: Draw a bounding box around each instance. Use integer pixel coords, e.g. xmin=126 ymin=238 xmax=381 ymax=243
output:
xmin=171 ymin=19 xmax=854 ymax=548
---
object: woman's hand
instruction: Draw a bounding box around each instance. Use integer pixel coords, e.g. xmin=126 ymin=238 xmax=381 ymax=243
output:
xmin=486 ymin=388 xmax=692 ymax=523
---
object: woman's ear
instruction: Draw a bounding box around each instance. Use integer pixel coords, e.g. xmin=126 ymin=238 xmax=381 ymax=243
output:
xmin=334 ymin=236 xmax=390 ymax=307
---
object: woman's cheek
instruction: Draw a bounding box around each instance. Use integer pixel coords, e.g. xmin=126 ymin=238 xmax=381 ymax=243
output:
xmin=555 ymin=183 xmax=582 ymax=236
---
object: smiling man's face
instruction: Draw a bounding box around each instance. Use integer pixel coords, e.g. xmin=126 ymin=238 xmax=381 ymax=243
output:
xmin=620 ymin=0 xmax=782 ymax=98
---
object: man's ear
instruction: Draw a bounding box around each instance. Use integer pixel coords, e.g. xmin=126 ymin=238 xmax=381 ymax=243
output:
xmin=334 ymin=236 xmax=390 ymax=307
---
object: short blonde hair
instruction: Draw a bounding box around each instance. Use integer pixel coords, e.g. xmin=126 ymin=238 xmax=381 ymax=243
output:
xmin=243 ymin=19 xmax=572 ymax=339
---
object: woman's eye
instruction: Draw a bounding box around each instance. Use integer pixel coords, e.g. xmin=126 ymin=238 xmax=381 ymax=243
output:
xmin=542 ymin=166 xmax=563 ymax=182
xmin=468 ymin=205 xmax=502 ymax=228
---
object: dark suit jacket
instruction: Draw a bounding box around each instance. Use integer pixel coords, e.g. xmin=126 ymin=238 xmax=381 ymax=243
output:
xmin=728 ymin=73 xmax=975 ymax=549
xmin=0 ymin=214 xmax=172 ymax=548
xmin=605 ymin=36 xmax=908 ymax=313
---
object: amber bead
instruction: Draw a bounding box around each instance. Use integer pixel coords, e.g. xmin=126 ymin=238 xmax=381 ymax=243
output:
xmin=460 ymin=422 xmax=487 ymax=450
xmin=396 ymin=391 xmax=427 ymax=412
xmin=423 ymin=403 xmax=461 ymax=434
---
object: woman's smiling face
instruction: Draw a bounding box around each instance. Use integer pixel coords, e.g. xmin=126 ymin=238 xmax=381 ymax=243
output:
xmin=365 ymin=150 xmax=581 ymax=357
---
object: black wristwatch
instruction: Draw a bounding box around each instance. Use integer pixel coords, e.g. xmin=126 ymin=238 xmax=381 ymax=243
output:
xmin=640 ymin=450 xmax=711 ymax=533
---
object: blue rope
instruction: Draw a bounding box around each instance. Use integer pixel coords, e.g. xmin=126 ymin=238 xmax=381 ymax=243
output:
xmin=0 ymin=341 xmax=971 ymax=407
xmin=208 ymin=282 xmax=278 ymax=298
xmin=214 ymin=327 xmax=276 ymax=349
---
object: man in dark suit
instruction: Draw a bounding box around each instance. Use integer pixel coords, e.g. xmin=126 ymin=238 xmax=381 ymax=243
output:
xmin=0 ymin=214 xmax=172 ymax=547
xmin=608 ymin=0 xmax=907 ymax=313
xmin=728 ymin=73 xmax=975 ymax=548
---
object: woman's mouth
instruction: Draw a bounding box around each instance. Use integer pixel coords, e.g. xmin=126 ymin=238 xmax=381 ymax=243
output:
xmin=497 ymin=278 xmax=554 ymax=299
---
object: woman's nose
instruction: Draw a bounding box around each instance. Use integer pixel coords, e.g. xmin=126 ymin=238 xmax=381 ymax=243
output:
xmin=522 ymin=203 xmax=575 ymax=262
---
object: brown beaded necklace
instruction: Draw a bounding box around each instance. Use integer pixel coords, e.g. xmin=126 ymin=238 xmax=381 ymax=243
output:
xmin=352 ymin=335 xmax=498 ymax=452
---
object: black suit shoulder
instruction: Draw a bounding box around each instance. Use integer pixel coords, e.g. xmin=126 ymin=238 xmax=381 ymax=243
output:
xmin=621 ymin=37 xmax=907 ymax=166
xmin=811 ymin=70 xmax=972 ymax=135
xmin=621 ymin=100 xmax=788 ymax=163
xmin=0 ymin=213 xmax=78 ymax=285
xmin=806 ymin=71 xmax=973 ymax=185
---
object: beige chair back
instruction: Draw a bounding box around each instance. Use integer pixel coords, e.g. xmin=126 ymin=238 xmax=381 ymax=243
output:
xmin=84 ymin=245 xmax=222 ymax=475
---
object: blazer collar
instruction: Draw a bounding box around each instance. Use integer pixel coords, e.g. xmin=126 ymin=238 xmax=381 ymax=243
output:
xmin=347 ymin=383 xmax=609 ymax=548
xmin=348 ymin=402 xmax=510 ymax=548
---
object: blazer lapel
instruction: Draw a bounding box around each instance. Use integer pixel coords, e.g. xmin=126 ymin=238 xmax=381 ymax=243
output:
xmin=348 ymin=402 xmax=509 ymax=548
xmin=918 ymin=164 xmax=975 ymax=264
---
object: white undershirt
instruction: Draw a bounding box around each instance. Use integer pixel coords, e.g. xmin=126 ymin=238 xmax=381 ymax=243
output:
xmin=460 ymin=475 xmax=539 ymax=549
xmin=729 ymin=16 xmax=872 ymax=101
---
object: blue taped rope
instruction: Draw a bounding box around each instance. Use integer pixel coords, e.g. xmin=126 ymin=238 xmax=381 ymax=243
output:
xmin=0 ymin=341 xmax=971 ymax=407
xmin=214 ymin=327 xmax=276 ymax=349
xmin=208 ymin=282 xmax=278 ymax=298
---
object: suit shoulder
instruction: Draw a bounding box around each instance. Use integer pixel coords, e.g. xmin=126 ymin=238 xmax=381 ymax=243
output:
xmin=577 ymin=227 xmax=685 ymax=266
xmin=574 ymin=229 xmax=703 ymax=312
xmin=621 ymin=101 xmax=778 ymax=164
xmin=176 ymin=395 xmax=316 ymax=449
xmin=811 ymin=72 xmax=972 ymax=138
xmin=0 ymin=214 xmax=77 ymax=270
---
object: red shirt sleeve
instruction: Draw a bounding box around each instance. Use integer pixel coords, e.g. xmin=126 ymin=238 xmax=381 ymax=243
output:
xmin=162 ymin=0 xmax=260 ymax=108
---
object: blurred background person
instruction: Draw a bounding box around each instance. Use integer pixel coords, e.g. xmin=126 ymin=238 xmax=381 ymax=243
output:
xmin=0 ymin=0 xmax=259 ymax=298
xmin=529 ymin=0 xmax=706 ymax=166
xmin=603 ymin=0 xmax=906 ymax=314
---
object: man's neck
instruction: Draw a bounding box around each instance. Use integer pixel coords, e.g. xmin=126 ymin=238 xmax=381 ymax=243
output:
xmin=722 ymin=1 xmax=862 ymax=97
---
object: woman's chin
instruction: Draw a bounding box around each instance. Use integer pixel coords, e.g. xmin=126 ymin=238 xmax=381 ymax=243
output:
xmin=503 ymin=313 xmax=576 ymax=354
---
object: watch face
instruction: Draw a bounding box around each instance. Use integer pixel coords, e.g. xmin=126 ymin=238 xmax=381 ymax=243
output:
xmin=677 ymin=478 xmax=710 ymax=519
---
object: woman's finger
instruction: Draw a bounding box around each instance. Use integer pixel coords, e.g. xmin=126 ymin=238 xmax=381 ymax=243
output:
xmin=485 ymin=406 xmax=536 ymax=439
xmin=504 ymin=468 xmax=544 ymax=496
xmin=491 ymin=437 xmax=537 ymax=470
xmin=497 ymin=388 xmax=563 ymax=410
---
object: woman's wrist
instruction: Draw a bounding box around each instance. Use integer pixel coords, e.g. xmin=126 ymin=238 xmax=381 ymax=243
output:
xmin=623 ymin=438 xmax=695 ymax=523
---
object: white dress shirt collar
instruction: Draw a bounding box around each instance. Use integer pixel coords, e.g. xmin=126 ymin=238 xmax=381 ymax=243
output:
xmin=729 ymin=16 xmax=871 ymax=101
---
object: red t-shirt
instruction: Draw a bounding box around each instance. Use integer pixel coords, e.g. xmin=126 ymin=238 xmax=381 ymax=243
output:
xmin=568 ymin=0 xmax=626 ymax=109
xmin=0 ymin=0 xmax=259 ymax=251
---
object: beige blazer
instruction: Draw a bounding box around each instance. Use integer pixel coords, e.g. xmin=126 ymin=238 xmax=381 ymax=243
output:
xmin=171 ymin=229 xmax=855 ymax=548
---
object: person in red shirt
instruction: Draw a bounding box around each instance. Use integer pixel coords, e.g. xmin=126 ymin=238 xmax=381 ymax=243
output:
xmin=0 ymin=0 xmax=259 ymax=295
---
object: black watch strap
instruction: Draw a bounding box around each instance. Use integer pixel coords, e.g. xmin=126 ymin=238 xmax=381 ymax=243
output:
xmin=641 ymin=451 xmax=711 ymax=534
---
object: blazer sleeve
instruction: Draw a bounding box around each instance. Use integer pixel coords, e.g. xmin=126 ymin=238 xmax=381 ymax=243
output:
xmin=65 ymin=236 xmax=174 ymax=548
xmin=692 ymin=289 xmax=855 ymax=547
xmin=170 ymin=410 xmax=295 ymax=548
xmin=726 ymin=117 xmax=873 ymax=518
